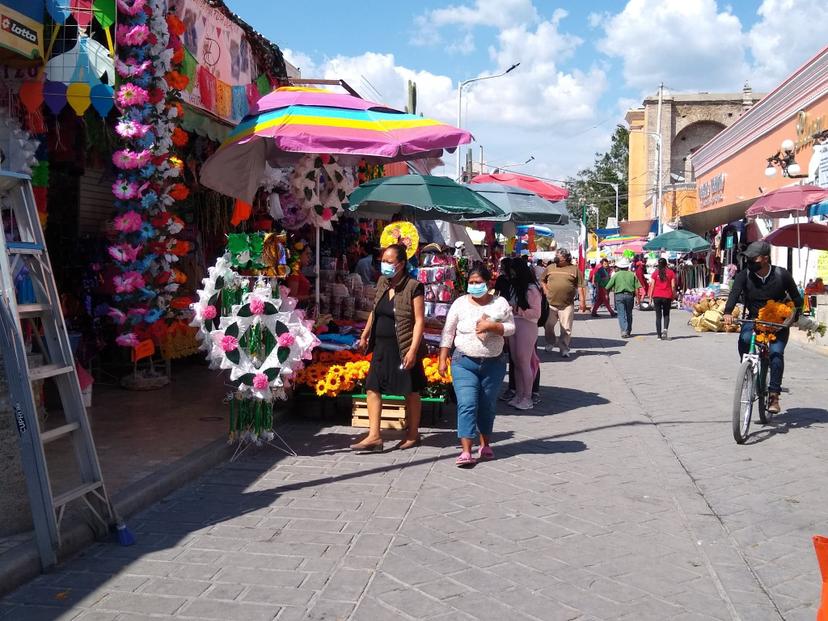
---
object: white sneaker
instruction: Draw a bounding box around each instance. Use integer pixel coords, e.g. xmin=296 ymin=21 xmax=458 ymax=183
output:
xmin=513 ymin=399 xmax=534 ymax=411
xmin=561 ymin=349 xmax=572 ymax=358
xmin=507 ymin=398 xmax=521 ymax=408
xmin=532 ymin=393 xmax=541 ymax=405
xmin=544 ymin=345 xmax=556 ymax=353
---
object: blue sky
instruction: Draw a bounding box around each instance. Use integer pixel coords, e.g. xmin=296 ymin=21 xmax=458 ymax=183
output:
xmin=229 ymin=0 xmax=828 ymax=182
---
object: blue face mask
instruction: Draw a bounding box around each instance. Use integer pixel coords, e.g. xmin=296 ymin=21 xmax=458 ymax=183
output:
xmin=380 ymin=261 xmax=398 ymax=277
xmin=467 ymin=282 xmax=488 ymax=298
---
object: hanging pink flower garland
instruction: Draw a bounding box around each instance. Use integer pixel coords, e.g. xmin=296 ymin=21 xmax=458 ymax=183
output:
xmin=108 ymin=0 xmax=191 ymax=348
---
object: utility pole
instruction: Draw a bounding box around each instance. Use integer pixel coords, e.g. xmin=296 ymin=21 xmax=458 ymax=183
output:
xmin=655 ymin=82 xmax=664 ymax=234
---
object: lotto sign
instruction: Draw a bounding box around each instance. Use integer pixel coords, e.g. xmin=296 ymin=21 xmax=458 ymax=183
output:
xmin=0 ymin=3 xmax=42 ymax=59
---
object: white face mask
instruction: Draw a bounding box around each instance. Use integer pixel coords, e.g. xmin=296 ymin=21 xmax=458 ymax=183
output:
xmin=380 ymin=261 xmax=398 ymax=277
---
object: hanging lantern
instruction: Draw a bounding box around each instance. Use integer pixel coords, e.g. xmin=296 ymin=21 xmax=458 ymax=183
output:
xmin=66 ymin=82 xmax=92 ymax=115
xmin=19 ymin=80 xmax=45 ymax=113
xmin=90 ymin=83 xmax=114 ymax=117
xmin=43 ymin=81 xmax=68 ymax=115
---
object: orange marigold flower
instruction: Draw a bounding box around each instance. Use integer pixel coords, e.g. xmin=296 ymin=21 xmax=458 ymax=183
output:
xmin=165 ymin=70 xmax=189 ymax=91
xmin=166 ymin=14 xmax=186 ymax=36
xmin=171 ymin=127 xmax=189 ymax=147
xmin=168 ymin=183 xmax=190 ymax=201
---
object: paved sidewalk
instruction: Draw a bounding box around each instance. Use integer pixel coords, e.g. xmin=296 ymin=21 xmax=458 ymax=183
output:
xmin=1 ymin=309 xmax=826 ymax=620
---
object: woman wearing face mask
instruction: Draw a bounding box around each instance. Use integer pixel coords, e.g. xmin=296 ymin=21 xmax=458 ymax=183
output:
xmin=439 ymin=265 xmax=515 ymax=467
xmin=352 ymin=244 xmax=427 ymax=452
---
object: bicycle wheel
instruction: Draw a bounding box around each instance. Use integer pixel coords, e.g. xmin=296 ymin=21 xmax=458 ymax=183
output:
xmin=756 ymin=358 xmax=771 ymax=424
xmin=732 ymin=360 xmax=755 ymax=444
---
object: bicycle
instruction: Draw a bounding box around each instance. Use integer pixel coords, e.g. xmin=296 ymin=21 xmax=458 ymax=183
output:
xmin=731 ymin=318 xmax=787 ymax=444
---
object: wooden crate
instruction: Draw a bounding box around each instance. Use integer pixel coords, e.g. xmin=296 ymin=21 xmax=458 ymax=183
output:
xmin=351 ymin=397 xmax=407 ymax=430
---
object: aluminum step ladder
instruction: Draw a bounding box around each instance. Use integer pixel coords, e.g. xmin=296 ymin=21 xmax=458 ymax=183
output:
xmin=0 ymin=170 xmax=113 ymax=569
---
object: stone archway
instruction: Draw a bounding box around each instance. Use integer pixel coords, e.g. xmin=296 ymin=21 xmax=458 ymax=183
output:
xmin=671 ymin=121 xmax=726 ymax=180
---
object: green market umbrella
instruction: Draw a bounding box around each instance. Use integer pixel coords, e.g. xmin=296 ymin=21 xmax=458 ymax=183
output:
xmin=346 ymin=174 xmax=505 ymax=221
xmin=461 ymin=182 xmax=569 ymax=225
xmin=643 ymin=229 xmax=710 ymax=253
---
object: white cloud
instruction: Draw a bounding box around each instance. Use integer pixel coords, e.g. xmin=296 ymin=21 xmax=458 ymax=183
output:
xmin=747 ymin=0 xmax=828 ymax=89
xmin=596 ymin=0 xmax=828 ymax=93
xmin=595 ymin=0 xmax=747 ymax=92
xmin=411 ymin=0 xmax=539 ymax=50
xmin=285 ymin=10 xmax=610 ymax=183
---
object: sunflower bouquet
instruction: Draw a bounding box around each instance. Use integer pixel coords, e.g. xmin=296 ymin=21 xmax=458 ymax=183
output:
xmin=754 ymin=300 xmax=794 ymax=344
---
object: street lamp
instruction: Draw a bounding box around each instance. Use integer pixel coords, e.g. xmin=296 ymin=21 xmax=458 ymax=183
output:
xmin=456 ymin=63 xmax=520 ymax=180
xmin=593 ymin=180 xmax=619 ymax=224
xmin=482 ymin=155 xmax=534 ymax=172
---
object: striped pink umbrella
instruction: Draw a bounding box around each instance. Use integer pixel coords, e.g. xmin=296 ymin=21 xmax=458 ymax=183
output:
xmin=201 ymin=87 xmax=473 ymax=203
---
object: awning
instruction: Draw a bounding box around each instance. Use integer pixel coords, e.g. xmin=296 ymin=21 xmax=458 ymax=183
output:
xmin=679 ymin=198 xmax=757 ymax=234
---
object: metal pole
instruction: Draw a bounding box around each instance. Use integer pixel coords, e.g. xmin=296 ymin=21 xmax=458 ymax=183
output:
xmin=613 ymin=184 xmax=619 ymax=223
xmin=656 ymin=83 xmax=664 ymax=234
xmin=456 ymin=82 xmax=463 ymax=181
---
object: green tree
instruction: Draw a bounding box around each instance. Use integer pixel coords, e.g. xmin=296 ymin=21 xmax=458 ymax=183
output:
xmin=564 ymin=125 xmax=629 ymax=229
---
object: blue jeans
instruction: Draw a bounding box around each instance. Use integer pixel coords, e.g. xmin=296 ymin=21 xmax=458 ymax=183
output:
xmin=615 ymin=292 xmax=634 ymax=334
xmin=738 ymin=322 xmax=789 ymax=394
xmin=452 ymin=353 xmax=508 ymax=439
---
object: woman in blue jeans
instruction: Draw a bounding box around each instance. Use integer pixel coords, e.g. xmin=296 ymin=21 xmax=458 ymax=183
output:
xmin=439 ymin=266 xmax=516 ymax=467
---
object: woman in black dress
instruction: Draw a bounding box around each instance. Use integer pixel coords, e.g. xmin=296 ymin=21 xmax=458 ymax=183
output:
xmin=352 ymin=244 xmax=427 ymax=452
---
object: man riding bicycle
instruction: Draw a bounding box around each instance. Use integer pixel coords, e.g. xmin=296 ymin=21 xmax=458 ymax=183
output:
xmin=723 ymin=241 xmax=802 ymax=414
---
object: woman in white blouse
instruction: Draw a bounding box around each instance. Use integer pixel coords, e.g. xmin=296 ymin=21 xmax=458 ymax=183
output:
xmin=438 ymin=265 xmax=516 ymax=467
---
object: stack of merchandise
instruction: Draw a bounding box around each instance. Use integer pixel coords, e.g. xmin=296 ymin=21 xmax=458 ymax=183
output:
xmin=688 ymin=298 xmax=742 ymax=333
xmin=418 ymin=252 xmax=459 ymax=321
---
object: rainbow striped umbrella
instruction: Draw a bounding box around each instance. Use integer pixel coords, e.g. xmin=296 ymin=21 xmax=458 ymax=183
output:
xmin=200 ymin=87 xmax=473 ymax=203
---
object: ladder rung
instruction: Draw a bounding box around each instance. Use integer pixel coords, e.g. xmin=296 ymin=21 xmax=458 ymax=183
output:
xmin=7 ymin=242 xmax=44 ymax=254
xmin=41 ymin=422 xmax=80 ymax=444
xmin=18 ymin=304 xmax=50 ymax=318
xmin=29 ymin=364 xmax=74 ymax=381
xmin=53 ymin=481 xmax=104 ymax=509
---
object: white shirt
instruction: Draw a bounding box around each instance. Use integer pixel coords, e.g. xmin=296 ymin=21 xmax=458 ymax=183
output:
xmin=440 ymin=295 xmax=516 ymax=357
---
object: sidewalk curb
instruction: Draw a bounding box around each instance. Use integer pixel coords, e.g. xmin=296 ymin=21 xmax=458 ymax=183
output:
xmin=0 ymin=436 xmax=232 ymax=597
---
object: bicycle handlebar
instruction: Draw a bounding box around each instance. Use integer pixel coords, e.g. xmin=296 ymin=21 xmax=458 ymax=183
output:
xmin=734 ymin=318 xmax=789 ymax=329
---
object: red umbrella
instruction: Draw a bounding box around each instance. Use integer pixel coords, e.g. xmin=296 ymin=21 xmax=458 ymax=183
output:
xmin=470 ymin=172 xmax=568 ymax=201
xmin=764 ymin=222 xmax=828 ymax=250
xmin=746 ymin=185 xmax=828 ymax=218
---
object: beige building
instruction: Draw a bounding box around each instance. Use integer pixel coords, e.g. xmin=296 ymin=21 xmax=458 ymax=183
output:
xmin=625 ymin=85 xmax=764 ymax=223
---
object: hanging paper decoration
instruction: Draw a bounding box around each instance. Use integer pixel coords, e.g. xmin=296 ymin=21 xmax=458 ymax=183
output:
xmin=66 ymin=82 xmax=92 ymax=115
xmin=43 ymin=80 xmax=68 ymax=115
xmin=190 ymin=252 xmax=319 ymax=441
xmin=90 ymin=83 xmax=115 ymax=117
xmin=380 ymin=222 xmax=419 ymax=259
xmin=19 ymin=81 xmax=45 ymax=114
xmin=290 ymin=154 xmax=352 ymax=231
xmin=106 ymin=0 xmax=193 ymax=354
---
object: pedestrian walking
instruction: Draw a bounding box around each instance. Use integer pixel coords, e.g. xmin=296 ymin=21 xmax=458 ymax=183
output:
xmin=590 ymin=258 xmax=616 ymax=318
xmin=634 ymin=255 xmax=648 ymax=305
xmin=439 ymin=265 xmax=515 ymax=467
xmin=541 ymin=248 xmax=584 ymax=357
xmin=507 ymin=259 xmax=542 ymax=410
xmin=648 ymin=258 xmax=677 ymax=340
xmin=606 ymin=257 xmax=637 ymax=338
xmin=352 ymin=244 xmax=426 ymax=452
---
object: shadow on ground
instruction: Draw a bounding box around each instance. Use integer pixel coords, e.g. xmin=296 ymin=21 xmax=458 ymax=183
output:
xmin=746 ymin=407 xmax=828 ymax=444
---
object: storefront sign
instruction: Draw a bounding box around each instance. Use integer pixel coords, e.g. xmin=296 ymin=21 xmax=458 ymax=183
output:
xmin=698 ymin=173 xmax=726 ymax=208
xmin=813 ymin=144 xmax=828 ymax=188
xmin=0 ymin=1 xmax=43 ymax=60
xmin=795 ymin=109 xmax=826 ymax=151
xmin=169 ymin=0 xmax=258 ymax=122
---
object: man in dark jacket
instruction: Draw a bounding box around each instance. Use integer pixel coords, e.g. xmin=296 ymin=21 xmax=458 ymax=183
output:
xmin=724 ymin=241 xmax=803 ymax=414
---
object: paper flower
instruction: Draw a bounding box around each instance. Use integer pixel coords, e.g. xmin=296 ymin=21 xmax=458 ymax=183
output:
xmin=116 ymin=0 xmax=147 ymax=16
xmin=108 ymin=243 xmax=141 ymax=263
xmin=115 ymin=119 xmax=152 ymax=139
xmin=171 ymin=127 xmax=189 ymax=147
xmin=202 ymin=305 xmax=217 ymax=320
xmin=166 ymin=14 xmax=186 ymax=36
xmin=115 ymin=58 xmax=152 ymax=78
xmin=277 ymin=333 xmax=295 ymax=347
xmin=220 ymin=335 xmax=239 ymax=352
xmin=114 ymin=210 xmax=143 ymax=233
xmin=116 ymin=332 xmax=141 ymax=347
xmin=113 ymin=148 xmax=151 ymax=170
xmin=250 ymin=298 xmax=265 ymax=315
xmin=116 ymin=83 xmax=149 ymax=109
xmin=165 ymin=71 xmax=189 ymax=91
xmin=114 ymin=271 xmax=146 ymax=293
xmin=116 ymin=23 xmax=150 ymax=46
xmin=107 ymin=307 xmax=127 ymax=325
xmin=253 ymin=374 xmax=269 ymax=390
xmin=168 ymin=183 xmax=189 ymax=201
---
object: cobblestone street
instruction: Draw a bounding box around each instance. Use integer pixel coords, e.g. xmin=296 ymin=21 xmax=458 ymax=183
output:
xmin=2 ymin=311 xmax=826 ymax=621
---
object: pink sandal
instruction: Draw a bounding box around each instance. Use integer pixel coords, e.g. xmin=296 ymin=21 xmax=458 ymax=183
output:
xmin=478 ymin=446 xmax=494 ymax=460
xmin=455 ymin=451 xmax=476 ymax=467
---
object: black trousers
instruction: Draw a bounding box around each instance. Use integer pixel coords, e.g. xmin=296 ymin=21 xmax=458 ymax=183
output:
xmin=653 ymin=298 xmax=671 ymax=335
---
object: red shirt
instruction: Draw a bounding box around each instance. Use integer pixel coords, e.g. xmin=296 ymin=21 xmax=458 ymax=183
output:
xmin=650 ymin=269 xmax=676 ymax=299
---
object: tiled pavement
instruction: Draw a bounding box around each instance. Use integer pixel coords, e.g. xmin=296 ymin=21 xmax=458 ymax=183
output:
xmin=2 ymin=310 xmax=826 ymax=620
